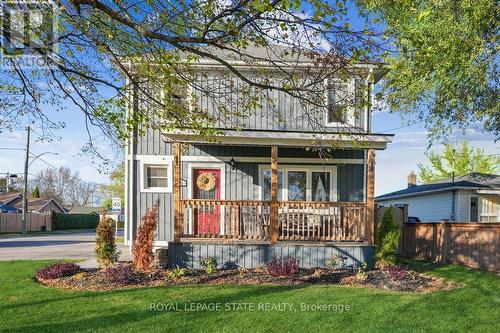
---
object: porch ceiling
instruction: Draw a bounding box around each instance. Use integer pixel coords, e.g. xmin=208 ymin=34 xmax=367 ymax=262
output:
xmin=163 ymin=130 xmax=393 ymax=149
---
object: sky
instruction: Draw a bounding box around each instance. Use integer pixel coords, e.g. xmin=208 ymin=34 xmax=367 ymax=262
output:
xmin=0 ymin=105 xmax=117 ymax=186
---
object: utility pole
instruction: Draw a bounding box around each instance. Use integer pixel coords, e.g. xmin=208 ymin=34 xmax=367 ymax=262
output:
xmin=22 ymin=126 xmax=30 ymax=234
xmin=6 ymin=172 xmax=9 ymax=193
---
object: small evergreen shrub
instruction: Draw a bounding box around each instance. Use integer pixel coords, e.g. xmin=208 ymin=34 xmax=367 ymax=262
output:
xmin=35 ymin=263 xmax=80 ymax=280
xmin=132 ymin=204 xmax=159 ymax=271
xmin=266 ymin=256 xmax=300 ymax=277
xmin=95 ymin=217 xmax=119 ymax=268
xmin=375 ymin=208 xmax=401 ymax=267
xmin=200 ymin=257 xmax=217 ymax=274
xmin=103 ymin=264 xmax=136 ymax=284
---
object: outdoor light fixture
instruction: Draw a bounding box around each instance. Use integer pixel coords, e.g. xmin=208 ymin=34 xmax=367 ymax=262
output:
xmin=229 ymin=158 xmax=236 ymax=170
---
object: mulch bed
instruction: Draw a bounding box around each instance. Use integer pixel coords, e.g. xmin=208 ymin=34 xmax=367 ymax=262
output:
xmin=35 ymin=265 xmax=458 ymax=293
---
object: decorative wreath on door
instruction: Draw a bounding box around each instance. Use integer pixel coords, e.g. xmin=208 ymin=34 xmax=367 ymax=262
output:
xmin=196 ymin=173 xmax=216 ymax=191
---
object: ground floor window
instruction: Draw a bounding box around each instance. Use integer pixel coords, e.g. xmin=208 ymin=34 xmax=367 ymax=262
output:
xmin=479 ymin=195 xmax=500 ymax=222
xmin=138 ymin=155 xmax=174 ymax=193
xmin=260 ymin=165 xmax=337 ymax=202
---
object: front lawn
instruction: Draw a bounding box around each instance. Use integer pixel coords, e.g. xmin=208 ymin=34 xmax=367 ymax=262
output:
xmin=0 ymin=260 xmax=498 ymax=332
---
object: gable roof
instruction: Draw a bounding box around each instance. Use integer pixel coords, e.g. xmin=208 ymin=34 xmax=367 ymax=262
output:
xmin=9 ymin=197 xmax=66 ymax=213
xmin=376 ymin=173 xmax=500 ymax=201
xmin=0 ymin=192 xmax=66 ymax=213
xmin=0 ymin=192 xmax=23 ymax=205
xmin=0 ymin=203 xmax=20 ymax=212
xmin=68 ymin=206 xmax=101 ymax=215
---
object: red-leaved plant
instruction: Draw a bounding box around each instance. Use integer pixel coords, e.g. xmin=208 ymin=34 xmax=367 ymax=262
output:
xmin=103 ymin=264 xmax=136 ymax=284
xmin=35 ymin=262 xmax=80 ymax=280
xmin=266 ymin=256 xmax=300 ymax=277
xmin=132 ymin=204 xmax=159 ymax=271
xmin=383 ymin=264 xmax=410 ymax=281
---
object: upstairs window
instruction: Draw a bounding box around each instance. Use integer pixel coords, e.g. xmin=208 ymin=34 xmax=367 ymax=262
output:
xmin=159 ymin=81 xmax=190 ymax=109
xmin=326 ymin=80 xmax=353 ymax=126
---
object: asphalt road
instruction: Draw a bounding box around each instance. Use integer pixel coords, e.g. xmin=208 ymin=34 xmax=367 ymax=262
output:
xmin=0 ymin=230 xmax=127 ymax=261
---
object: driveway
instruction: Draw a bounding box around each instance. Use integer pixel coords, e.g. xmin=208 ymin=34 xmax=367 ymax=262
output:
xmin=0 ymin=230 xmax=128 ymax=261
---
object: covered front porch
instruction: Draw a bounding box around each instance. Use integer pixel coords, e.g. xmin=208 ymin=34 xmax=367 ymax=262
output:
xmin=170 ymin=143 xmax=377 ymax=246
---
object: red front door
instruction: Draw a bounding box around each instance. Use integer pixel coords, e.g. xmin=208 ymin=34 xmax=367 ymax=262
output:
xmin=193 ymin=169 xmax=221 ymax=234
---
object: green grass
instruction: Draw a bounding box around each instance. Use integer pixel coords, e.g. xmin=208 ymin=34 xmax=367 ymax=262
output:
xmin=0 ymin=260 xmax=499 ymax=333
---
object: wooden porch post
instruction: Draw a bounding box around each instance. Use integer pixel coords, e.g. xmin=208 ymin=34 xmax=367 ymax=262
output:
xmin=173 ymin=142 xmax=182 ymax=242
xmin=270 ymin=145 xmax=278 ymax=244
xmin=366 ymin=149 xmax=375 ymax=245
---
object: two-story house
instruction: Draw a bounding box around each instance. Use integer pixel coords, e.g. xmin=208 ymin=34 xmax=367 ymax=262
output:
xmin=124 ymin=47 xmax=393 ymax=268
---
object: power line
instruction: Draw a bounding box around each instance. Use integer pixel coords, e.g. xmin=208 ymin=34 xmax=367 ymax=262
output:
xmin=29 ymin=128 xmax=100 ymax=170
xmin=29 ymin=153 xmax=59 ymax=171
xmin=0 ymin=147 xmax=25 ymax=151
xmin=377 ymin=120 xmax=425 ymax=133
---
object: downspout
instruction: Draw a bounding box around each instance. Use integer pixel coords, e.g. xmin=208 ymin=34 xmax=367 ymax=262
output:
xmin=451 ymin=172 xmax=456 ymax=221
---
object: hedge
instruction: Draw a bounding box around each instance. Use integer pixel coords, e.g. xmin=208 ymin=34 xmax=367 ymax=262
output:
xmin=52 ymin=213 xmax=100 ymax=230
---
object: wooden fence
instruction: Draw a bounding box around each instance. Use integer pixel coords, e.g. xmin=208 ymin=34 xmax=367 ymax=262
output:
xmin=403 ymin=222 xmax=500 ymax=272
xmin=0 ymin=213 xmax=52 ymax=233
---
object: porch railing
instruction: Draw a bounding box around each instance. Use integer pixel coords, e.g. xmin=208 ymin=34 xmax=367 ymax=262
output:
xmin=180 ymin=199 xmax=367 ymax=242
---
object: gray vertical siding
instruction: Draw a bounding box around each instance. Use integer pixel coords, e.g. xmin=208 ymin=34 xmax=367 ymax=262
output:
xmin=191 ymin=73 xmax=369 ymax=133
xmin=167 ymin=242 xmax=375 ymax=269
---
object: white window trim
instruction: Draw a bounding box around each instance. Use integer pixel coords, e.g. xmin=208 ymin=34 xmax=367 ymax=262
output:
xmin=324 ymin=78 xmax=356 ymax=128
xmin=186 ymin=162 xmax=226 ymax=235
xmin=478 ymin=194 xmax=500 ymax=222
xmin=139 ymin=155 xmax=174 ymax=193
xmin=258 ymin=164 xmax=338 ymax=202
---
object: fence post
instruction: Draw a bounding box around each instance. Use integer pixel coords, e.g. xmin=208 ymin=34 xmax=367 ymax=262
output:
xmin=441 ymin=222 xmax=448 ymax=263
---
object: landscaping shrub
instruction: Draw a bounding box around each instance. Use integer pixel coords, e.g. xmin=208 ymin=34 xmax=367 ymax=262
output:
xmin=354 ymin=262 xmax=368 ymax=281
xmin=375 ymin=208 xmax=400 ymax=267
xmin=52 ymin=213 xmax=99 ymax=230
xmin=35 ymin=262 xmax=80 ymax=280
xmin=167 ymin=266 xmax=187 ymax=279
xmin=95 ymin=217 xmax=119 ymax=268
xmin=103 ymin=264 xmax=136 ymax=284
xmin=327 ymin=254 xmax=347 ymax=270
xmin=200 ymin=257 xmax=217 ymax=274
xmin=383 ymin=264 xmax=411 ymax=281
xmin=132 ymin=204 xmax=159 ymax=271
xmin=266 ymin=256 xmax=300 ymax=277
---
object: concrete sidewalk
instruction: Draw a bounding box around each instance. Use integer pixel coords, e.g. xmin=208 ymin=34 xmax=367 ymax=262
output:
xmin=79 ymin=250 xmax=133 ymax=269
